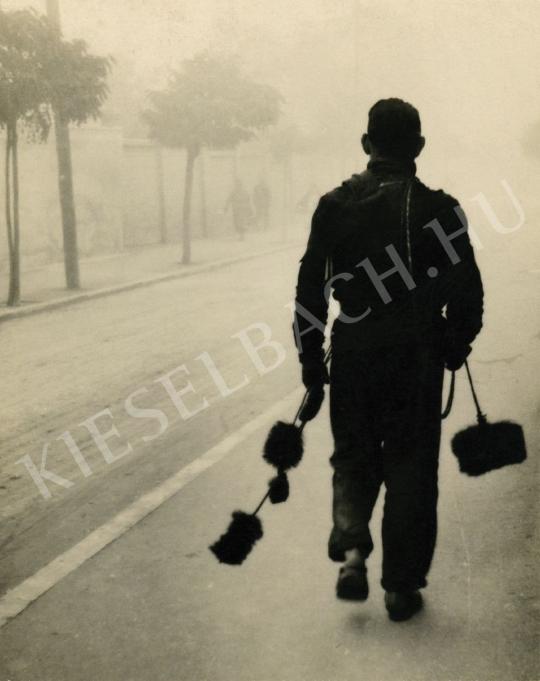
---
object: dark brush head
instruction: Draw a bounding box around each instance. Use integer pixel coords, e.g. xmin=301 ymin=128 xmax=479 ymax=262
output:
xmin=268 ymin=471 xmax=290 ymax=504
xmin=209 ymin=511 xmax=263 ymax=565
xmin=263 ymin=421 xmax=303 ymax=471
xmin=451 ymin=420 xmax=527 ymax=476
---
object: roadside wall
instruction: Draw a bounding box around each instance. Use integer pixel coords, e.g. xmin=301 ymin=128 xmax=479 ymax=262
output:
xmin=0 ymin=125 xmax=362 ymax=272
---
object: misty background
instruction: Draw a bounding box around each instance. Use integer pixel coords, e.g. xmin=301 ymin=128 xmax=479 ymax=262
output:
xmin=1 ymin=0 xmax=539 ymax=275
xmin=0 ymin=3 xmax=539 ymax=680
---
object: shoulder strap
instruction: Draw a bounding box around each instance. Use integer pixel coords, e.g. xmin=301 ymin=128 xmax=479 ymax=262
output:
xmin=441 ymin=371 xmax=455 ymax=419
xmin=402 ymin=179 xmax=414 ymax=272
xmin=403 ymin=178 xmax=456 ymax=422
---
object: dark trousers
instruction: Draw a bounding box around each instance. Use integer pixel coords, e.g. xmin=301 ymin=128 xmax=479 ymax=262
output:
xmin=328 ymin=342 xmax=444 ymax=592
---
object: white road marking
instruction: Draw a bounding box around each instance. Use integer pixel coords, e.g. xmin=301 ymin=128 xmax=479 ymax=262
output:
xmin=0 ymin=388 xmax=303 ymax=628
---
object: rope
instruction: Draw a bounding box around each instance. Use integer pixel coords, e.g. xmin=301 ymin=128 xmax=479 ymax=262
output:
xmin=253 ymin=347 xmax=333 ymax=516
xmin=464 ymin=360 xmax=487 ymax=424
xmin=293 ymin=389 xmax=310 ymax=425
xmin=441 ymin=370 xmax=455 ymax=419
xmin=252 ymin=488 xmax=271 ymax=516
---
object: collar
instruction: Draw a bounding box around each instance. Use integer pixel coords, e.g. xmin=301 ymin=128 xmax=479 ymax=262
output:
xmin=367 ymin=158 xmax=417 ymax=180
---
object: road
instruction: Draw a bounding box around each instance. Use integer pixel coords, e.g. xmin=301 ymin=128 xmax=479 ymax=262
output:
xmin=0 ymin=243 xmax=538 ymax=681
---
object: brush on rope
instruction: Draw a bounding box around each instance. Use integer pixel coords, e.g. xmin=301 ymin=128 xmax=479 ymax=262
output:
xmin=209 ymin=511 xmax=264 ymax=565
xmin=268 ymin=470 xmax=289 ymax=503
xmin=209 ymin=350 xmax=331 ymax=565
xmin=209 ymin=406 xmax=305 ymax=565
xmin=451 ymin=360 xmax=527 ymax=476
xmin=262 ymin=349 xmax=330 ymax=506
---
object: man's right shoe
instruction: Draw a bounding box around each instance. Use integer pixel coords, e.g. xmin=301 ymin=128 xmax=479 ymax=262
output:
xmin=384 ymin=591 xmax=423 ymax=621
xmin=336 ymin=564 xmax=369 ymax=601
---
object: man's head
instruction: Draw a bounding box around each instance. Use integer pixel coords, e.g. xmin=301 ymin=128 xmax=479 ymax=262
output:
xmin=362 ymin=98 xmax=425 ymax=160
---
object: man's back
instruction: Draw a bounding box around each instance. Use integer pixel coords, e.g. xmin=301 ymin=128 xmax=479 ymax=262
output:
xmin=295 ymin=159 xmax=483 ymax=356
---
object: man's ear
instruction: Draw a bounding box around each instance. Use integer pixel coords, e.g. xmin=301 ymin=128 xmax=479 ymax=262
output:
xmin=361 ymin=133 xmax=371 ymax=155
xmin=414 ymin=135 xmax=426 ymax=158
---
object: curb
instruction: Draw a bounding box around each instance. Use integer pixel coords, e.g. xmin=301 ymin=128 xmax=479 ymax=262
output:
xmin=0 ymin=243 xmax=297 ymax=323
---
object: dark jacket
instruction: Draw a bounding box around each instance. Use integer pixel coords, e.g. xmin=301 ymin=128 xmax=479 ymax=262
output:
xmin=294 ymin=159 xmax=484 ymax=363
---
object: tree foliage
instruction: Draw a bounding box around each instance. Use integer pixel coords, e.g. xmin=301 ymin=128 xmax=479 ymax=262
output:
xmin=42 ymin=36 xmax=111 ymax=125
xmin=0 ymin=9 xmax=52 ymax=139
xmin=142 ymin=52 xmax=281 ymax=264
xmin=0 ymin=8 xmax=112 ymax=135
xmin=0 ymin=7 xmax=112 ymax=305
xmin=143 ymin=53 xmax=282 ymax=152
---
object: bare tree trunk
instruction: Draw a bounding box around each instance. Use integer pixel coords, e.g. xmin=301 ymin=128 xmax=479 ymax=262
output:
xmin=155 ymin=145 xmax=167 ymax=244
xmin=5 ymin=125 xmax=14 ymax=304
xmin=11 ymin=124 xmax=21 ymax=303
xmin=6 ymin=123 xmax=21 ymax=306
xmin=47 ymin=0 xmax=80 ymax=290
xmin=182 ymin=147 xmax=197 ymax=265
xmin=198 ymin=151 xmax=208 ymax=238
xmin=54 ymin=113 xmax=80 ymax=289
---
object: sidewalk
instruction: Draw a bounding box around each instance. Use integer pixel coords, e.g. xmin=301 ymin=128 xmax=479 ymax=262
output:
xmin=0 ymin=230 xmax=300 ymax=322
xmin=0 ymin=380 xmax=537 ymax=681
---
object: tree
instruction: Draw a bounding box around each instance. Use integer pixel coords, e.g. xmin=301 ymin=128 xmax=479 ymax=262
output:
xmin=0 ymin=9 xmax=51 ymax=306
xmin=44 ymin=3 xmax=111 ymax=290
xmin=0 ymin=7 xmax=111 ymax=306
xmin=143 ymin=52 xmax=281 ymax=264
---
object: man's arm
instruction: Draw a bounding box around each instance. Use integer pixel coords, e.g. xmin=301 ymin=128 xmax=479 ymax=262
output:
xmin=446 ymin=243 xmax=484 ymax=347
xmin=437 ymin=201 xmax=484 ymax=367
xmin=293 ymin=196 xmax=334 ymax=370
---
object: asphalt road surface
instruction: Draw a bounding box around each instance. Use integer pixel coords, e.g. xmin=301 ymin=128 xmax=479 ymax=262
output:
xmin=0 ymin=243 xmax=538 ymax=681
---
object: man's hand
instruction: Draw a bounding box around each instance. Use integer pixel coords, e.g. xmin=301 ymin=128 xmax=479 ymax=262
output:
xmin=301 ymin=359 xmax=330 ymax=390
xmin=440 ymin=321 xmax=472 ymax=372
xmin=299 ymin=359 xmax=329 ymax=422
xmin=443 ymin=338 xmax=472 ymax=371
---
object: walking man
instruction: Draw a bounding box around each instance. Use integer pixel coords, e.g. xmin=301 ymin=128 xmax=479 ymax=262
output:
xmin=225 ymin=178 xmax=252 ymax=240
xmin=293 ymin=99 xmax=484 ymax=621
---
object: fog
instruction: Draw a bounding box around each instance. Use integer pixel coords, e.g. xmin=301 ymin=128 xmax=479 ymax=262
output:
xmin=4 ymin=0 xmax=540 ymax=160
xmin=0 ymin=3 xmax=538 ymax=680
xmin=2 ymin=0 xmax=539 ymax=261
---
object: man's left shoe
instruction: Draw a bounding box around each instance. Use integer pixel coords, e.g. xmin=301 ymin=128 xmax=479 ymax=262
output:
xmin=336 ymin=564 xmax=369 ymax=601
xmin=384 ymin=591 xmax=423 ymax=621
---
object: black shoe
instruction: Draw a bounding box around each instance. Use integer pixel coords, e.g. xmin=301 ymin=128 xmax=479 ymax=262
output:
xmin=336 ymin=564 xmax=369 ymax=601
xmin=384 ymin=591 xmax=423 ymax=621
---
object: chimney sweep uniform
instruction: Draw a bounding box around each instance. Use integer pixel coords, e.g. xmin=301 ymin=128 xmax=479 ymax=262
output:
xmin=293 ymin=111 xmax=484 ymax=606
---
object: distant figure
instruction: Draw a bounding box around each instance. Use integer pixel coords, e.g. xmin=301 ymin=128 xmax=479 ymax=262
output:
xmin=225 ymin=179 xmax=252 ymax=240
xmin=252 ymin=178 xmax=271 ymax=231
xmin=293 ymin=98 xmax=484 ymax=622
